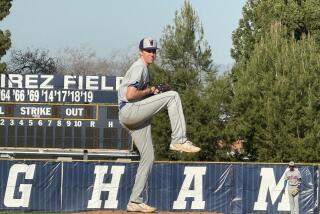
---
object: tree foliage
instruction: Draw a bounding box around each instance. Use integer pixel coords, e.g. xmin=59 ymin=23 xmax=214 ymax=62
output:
xmin=57 ymin=46 xmax=135 ymax=76
xmin=0 ymin=0 xmax=12 ymax=73
xmin=227 ymin=23 xmax=320 ymax=162
xmin=7 ymin=49 xmax=58 ymax=74
xmin=231 ymin=0 xmax=320 ymax=63
xmin=150 ymin=0 xmax=222 ymax=161
xmin=159 ymin=0 xmax=213 ymax=87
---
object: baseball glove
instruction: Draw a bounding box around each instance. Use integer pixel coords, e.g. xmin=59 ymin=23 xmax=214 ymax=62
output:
xmin=291 ymin=188 xmax=299 ymax=197
xmin=155 ymin=84 xmax=172 ymax=93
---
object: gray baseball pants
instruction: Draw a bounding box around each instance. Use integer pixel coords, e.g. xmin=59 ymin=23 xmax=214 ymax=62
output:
xmin=288 ymin=185 xmax=299 ymax=214
xmin=119 ymin=91 xmax=187 ymax=203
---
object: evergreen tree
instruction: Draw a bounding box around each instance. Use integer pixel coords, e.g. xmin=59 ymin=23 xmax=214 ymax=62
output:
xmin=203 ymin=73 xmax=236 ymax=161
xmin=227 ymin=23 xmax=320 ymax=162
xmin=231 ymin=0 xmax=320 ymax=63
xmin=150 ymin=0 xmax=217 ymax=161
xmin=0 ymin=0 xmax=12 ymax=73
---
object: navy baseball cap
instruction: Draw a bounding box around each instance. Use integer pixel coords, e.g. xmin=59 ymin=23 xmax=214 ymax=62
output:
xmin=139 ymin=37 xmax=158 ymax=50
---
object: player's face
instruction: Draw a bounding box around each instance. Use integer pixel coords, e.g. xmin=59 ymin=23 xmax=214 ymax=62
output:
xmin=140 ymin=49 xmax=156 ymax=65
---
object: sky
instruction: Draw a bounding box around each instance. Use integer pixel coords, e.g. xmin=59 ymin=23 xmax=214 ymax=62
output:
xmin=0 ymin=0 xmax=246 ymax=69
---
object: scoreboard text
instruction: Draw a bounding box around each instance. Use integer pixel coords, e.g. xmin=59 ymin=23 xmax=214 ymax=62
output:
xmin=0 ymin=74 xmax=131 ymax=153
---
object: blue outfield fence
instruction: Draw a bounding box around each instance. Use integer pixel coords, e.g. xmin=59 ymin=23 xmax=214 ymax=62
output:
xmin=0 ymin=160 xmax=318 ymax=213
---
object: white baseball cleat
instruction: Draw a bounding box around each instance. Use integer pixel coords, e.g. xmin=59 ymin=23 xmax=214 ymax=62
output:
xmin=170 ymin=140 xmax=201 ymax=153
xmin=127 ymin=202 xmax=157 ymax=213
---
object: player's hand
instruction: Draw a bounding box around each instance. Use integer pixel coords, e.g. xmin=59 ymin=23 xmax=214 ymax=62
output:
xmin=149 ymin=86 xmax=159 ymax=95
xmin=155 ymin=84 xmax=172 ymax=93
xmin=291 ymin=188 xmax=299 ymax=196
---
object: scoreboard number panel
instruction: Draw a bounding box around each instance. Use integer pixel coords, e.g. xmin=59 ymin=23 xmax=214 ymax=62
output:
xmin=0 ymin=74 xmax=132 ymax=157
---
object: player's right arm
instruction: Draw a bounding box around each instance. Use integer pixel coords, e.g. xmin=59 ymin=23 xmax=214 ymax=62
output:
xmin=126 ymin=86 xmax=155 ymax=101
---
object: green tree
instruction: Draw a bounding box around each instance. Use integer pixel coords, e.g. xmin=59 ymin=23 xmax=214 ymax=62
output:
xmin=231 ymin=0 xmax=320 ymax=63
xmin=150 ymin=0 xmax=219 ymax=161
xmin=0 ymin=0 xmax=12 ymax=73
xmin=227 ymin=23 xmax=320 ymax=162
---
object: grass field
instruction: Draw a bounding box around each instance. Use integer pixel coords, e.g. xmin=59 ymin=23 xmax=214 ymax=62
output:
xmin=0 ymin=212 xmax=221 ymax=214
xmin=0 ymin=210 xmax=222 ymax=214
xmin=0 ymin=212 xmax=66 ymax=214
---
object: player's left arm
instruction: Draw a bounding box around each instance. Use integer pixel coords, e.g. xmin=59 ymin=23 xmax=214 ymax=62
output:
xmin=126 ymin=85 xmax=156 ymax=101
xmin=297 ymin=170 xmax=302 ymax=188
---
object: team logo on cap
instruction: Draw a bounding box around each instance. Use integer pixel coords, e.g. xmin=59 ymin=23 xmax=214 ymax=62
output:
xmin=149 ymin=40 xmax=154 ymax=46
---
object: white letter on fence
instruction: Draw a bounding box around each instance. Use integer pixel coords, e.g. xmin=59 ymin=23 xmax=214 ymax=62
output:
xmin=254 ymin=168 xmax=289 ymax=211
xmin=173 ymin=166 xmax=206 ymax=209
xmin=87 ymin=165 xmax=125 ymax=209
xmin=4 ymin=164 xmax=36 ymax=207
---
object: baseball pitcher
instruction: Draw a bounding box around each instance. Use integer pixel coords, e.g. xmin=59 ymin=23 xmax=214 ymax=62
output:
xmin=118 ymin=37 xmax=201 ymax=212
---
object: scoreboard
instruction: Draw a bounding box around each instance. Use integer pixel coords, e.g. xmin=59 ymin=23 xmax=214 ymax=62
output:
xmin=0 ymin=74 xmax=133 ymax=158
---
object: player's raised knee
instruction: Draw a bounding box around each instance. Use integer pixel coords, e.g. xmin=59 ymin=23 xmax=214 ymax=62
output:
xmin=166 ymin=90 xmax=179 ymax=97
